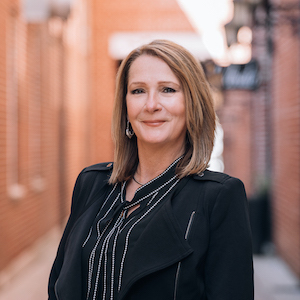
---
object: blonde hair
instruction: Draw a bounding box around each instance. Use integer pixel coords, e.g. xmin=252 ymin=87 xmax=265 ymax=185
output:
xmin=109 ymin=40 xmax=216 ymax=184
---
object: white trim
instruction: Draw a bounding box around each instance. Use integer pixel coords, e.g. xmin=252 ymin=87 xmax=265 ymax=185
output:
xmin=118 ymin=178 xmax=180 ymax=291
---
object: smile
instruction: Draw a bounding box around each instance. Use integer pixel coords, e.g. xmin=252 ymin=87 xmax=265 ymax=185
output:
xmin=142 ymin=120 xmax=165 ymax=127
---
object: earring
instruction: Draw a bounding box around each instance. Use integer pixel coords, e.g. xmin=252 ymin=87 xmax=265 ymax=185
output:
xmin=126 ymin=120 xmax=134 ymax=139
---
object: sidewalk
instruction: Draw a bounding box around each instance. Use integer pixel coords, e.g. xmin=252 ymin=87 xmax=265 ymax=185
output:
xmin=0 ymin=228 xmax=61 ymax=300
xmin=0 ymin=228 xmax=299 ymax=300
xmin=254 ymin=255 xmax=300 ymax=300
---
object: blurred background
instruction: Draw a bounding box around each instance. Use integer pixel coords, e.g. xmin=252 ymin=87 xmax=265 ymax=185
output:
xmin=0 ymin=0 xmax=299 ymax=299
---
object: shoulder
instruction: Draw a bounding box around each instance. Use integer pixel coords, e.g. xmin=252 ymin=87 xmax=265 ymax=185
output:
xmin=71 ymin=162 xmax=114 ymax=209
xmin=192 ymin=169 xmax=242 ymax=186
xmin=82 ymin=162 xmax=113 ymax=173
xmin=191 ymin=170 xmax=246 ymax=211
xmin=74 ymin=162 xmax=113 ymax=191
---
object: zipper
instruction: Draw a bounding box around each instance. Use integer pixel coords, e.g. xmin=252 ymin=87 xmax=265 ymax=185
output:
xmin=173 ymin=211 xmax=196 ymax=300
xmin=54 ymin=279 xmax=60 ymax=300
xmin=174 ymin=261 xmax=181 ymax=300
xmin=185 ymin=211 xmax=196 ymax=240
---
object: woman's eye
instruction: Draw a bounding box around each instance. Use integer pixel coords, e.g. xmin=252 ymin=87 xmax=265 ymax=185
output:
xmin=162 ymin=87 xmax=176 ymax=93
xmin=131 ymin=89 xmax=144 ymax=94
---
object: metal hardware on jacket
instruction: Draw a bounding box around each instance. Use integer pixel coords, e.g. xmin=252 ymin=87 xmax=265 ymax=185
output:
xmin=48 ymin=162 xmax=254 ymax=300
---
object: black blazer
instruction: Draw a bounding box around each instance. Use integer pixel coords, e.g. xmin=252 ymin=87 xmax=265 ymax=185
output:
xmin=48 ymin=163 xmax=254 ymax=300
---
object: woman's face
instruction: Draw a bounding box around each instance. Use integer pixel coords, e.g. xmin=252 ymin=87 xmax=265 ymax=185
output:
xmin=126 ymin=54 xmax=186 ymax=153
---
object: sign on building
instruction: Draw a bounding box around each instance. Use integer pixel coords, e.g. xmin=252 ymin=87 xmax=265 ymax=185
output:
xmin=222 ymin=60 xmax=259 ymax=90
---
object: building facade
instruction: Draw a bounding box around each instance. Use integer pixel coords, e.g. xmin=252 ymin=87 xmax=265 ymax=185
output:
xmin=0 ymin=0 xmax=93 ymax=272
xmin=270 ymin=0 xmax=300 ymax=277
xmin=220 ymin=0 xmax=300 ymax=277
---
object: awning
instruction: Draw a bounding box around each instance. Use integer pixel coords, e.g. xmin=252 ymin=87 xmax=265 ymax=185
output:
xmin=109 ymin=31 xmax=211 ymax=61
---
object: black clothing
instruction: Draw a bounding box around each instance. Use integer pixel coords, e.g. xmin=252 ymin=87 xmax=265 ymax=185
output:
xmin=48 ymin=162 xmax=254 ymax=300
xmin=81 ymin=158 xmax=182 ymax=300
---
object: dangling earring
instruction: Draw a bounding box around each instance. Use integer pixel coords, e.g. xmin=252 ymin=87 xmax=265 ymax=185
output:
xmin=126 ymin=120 xmax=134 ymax=139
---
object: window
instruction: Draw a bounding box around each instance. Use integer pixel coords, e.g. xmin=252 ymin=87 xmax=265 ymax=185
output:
xmin=6 ymin=12 xmax=26 ymax=200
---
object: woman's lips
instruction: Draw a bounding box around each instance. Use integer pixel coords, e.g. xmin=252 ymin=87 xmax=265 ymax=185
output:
xmin=142 ymin=120 xmax=165 ymax=126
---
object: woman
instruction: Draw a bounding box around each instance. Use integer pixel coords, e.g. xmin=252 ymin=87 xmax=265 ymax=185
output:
xmin=48 ymin=40 xmax=253 ymax=300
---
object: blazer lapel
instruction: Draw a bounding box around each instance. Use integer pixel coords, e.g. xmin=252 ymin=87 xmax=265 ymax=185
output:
xmin=118 ymin=199 xmax=193 ymax=299
xmin=56 ymin=176 xmax=192 ymax=299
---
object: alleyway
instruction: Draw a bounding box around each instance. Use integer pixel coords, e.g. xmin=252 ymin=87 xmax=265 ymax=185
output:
xmin=0 ymin=228 xmax=60 ymax=300
xmin=0 ymin=228 xmax=299 ymax=300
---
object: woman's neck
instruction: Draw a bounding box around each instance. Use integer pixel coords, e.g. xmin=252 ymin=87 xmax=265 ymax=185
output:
xmin=134 ymin=143 xmax=185 ymax=184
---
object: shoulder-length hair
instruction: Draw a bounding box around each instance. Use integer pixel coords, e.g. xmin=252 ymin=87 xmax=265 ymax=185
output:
xmin=109 ymin=39 xmax=216 ymax=184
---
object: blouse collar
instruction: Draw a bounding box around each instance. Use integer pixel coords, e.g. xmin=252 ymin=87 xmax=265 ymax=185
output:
xmin=121 ymin=156 xmax=183 ymax=208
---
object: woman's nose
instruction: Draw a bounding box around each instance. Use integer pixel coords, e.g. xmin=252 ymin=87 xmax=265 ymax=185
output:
xmin=145 ymin=92 xmax=161 ymax=112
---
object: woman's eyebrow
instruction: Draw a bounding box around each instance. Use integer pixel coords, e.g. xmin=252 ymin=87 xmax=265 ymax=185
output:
xmin=128 ymin=81 xmax=181 ymax=88
xmin=128 ymin=81 xmax=145 ymax=86
xmin=158 ymin=81 xmax=180 ymax=87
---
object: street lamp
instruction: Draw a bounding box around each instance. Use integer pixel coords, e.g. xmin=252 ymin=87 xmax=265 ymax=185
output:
xmin=225 ymin=0 xmax=258 ymax=46
xmin=232 ymin=1 xmax=254 ymax=27
xmin=225 ymin=23 xmax=238 ymax=47
xmin=225 ymin=0 xmax=266 ymax=45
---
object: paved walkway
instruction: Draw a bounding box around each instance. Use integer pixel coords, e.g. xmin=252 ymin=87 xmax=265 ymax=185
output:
xmin=254 ymin=255 xmax=300 ymax=300
xmin=0 ymin=227 xmax=299 ymax=300
xmin=0 ymin=228 xmax=61 ymax=300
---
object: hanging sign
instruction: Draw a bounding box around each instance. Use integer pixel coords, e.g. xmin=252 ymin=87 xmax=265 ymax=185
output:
xmin=222 ymin=60 xmax=259 ymax=90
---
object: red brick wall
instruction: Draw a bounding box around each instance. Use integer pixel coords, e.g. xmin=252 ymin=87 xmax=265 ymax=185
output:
xmin=218 ymin=90 xmax=252 ymax=196
xmin=0 ymin=0 xmax=9 ymax=269
xmin=0 ymin=0 xmax=92 ymax=271
xmin=222 ymin=0 xmax=300 ymax=276
xmin=251 ymin=25 xmax=273 ymax=196
xmin=271 ymin=0 xmax=300 ymax=276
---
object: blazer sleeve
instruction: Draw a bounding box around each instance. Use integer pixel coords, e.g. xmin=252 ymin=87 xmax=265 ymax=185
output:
xmin=48 ymin=169 xmax=87 ymax=299
xmin=204 ymin=177 xmax=254 ymax=300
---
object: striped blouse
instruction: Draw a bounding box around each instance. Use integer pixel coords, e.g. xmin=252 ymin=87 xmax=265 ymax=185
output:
xmin=81 ymin=157 xmax=182 ymax=300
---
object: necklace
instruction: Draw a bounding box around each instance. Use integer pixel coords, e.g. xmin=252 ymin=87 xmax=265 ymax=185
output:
xmin=132 ymin=176 xmax=144 ymax=186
